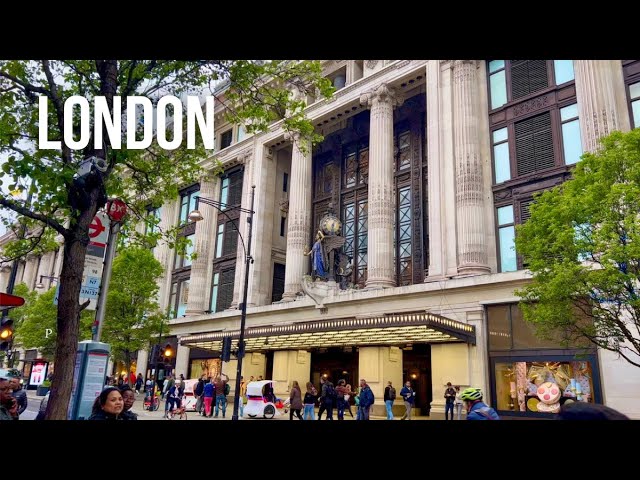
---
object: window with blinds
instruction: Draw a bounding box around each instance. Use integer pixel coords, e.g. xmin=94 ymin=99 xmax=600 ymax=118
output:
xmin=510 ymin=60 xmax=549 ymax=100
xmin=515 ymin=112 xmax=555 ymax=176
xmin=216 ymin=267 xmax=236 ymax=312
xmin=222 ymin=223 xmax=238 ymax=257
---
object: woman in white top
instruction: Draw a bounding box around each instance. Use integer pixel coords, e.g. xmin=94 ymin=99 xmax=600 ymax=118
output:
xmin=454 ymin=385 xmax=463 ymax=420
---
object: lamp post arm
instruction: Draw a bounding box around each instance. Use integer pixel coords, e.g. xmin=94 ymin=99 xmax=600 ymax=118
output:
xmin=195 ymin=196 xmax=253 ymax=259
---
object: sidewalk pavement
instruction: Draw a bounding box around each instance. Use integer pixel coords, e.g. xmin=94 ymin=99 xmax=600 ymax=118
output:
xmin=129 ymin=393 xmax=437 ymax=421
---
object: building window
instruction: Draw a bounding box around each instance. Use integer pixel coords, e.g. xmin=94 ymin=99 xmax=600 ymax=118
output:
xmin=280 ymin=217 xmax=286 ymax=237
xmin=283 ymin=172 xmax=288 ymax=193
xmin=215 ymin=224 xmax=224 ymax=258
xmin=396 ymin=131 xmax=411 ymax=171
xmin=179 ymin=188 xmax=200 ymax=224
xmin=492 ymin=127 xmax=511 ymax=183
xmin=396 ymin=186 xmax=412 ymax=286
xmin=209 ymin=272 xmax=219 ymax=312
xmin=220 ymin=129 xmax=233 ymax=149
xmin=488 ymin=60 xmax=573 ymax=109
xmin=145 ymin=206 xmax=161 ymax=236
xmin=220 ymin=177 xmax=229 ymax=207
xmin=497 ymin=205 xmax=516 ymax=272
xmin=237 ymin=124 xmax=246 ymax=142
xmin=629 ymin=81 xmax=640 ymax=128
xmin=271 ymin=263 xmax=285 ymax=303
xmin=489 ymin=60 xmax=507 ymax=110
xmin=343 ymin=144 xmax=369 ymax=188
xmin=222 ymin=222 xmax=238 ymax=257
xmin=169 ymin=278 xmax=190 ymax=317
xmin=515 ymin=111 xmax=555 ymax=176
xmin=215 ymin=267 xmax=235 ymax=312
xmin=553 ymin=60 xmax=575 ymax=85
xmin=343 ymin=200 xmax=368 ymax=287
xmin=174 ymin=234 xmax=195 ymax=269
xmin=560 ymin=103 xmax=583 ymax=165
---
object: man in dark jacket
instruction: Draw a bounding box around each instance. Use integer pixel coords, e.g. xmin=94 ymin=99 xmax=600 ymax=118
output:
xmin=9 ymin=375 xmax=27 ymax=417
xmin=194 ymin=375 xmax=206 ymax=416
xmin=357 ymin=379 xmax=374 ymax=420
xmin=444 ymin=382 xmax=456 ymax=420
xmin=384 ymin=381 xmax=396 ymax=420
xmin=318 ymin=377 xmax=336 ymax=420
xmin=399 ymin=381 xmax=415 ymax=420
xmin=0 ymin=376 xmax=19 ymax=421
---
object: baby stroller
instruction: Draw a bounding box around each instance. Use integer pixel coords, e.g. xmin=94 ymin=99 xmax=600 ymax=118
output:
xmin=144 ymin=390 xmax=160 ymax=411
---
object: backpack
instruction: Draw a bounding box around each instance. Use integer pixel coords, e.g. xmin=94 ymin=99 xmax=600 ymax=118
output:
xmin=324 ymin=383 xmax=337 ymax=401
xmin=389 ymin=387 xmax=396 ymax=401
xmin=224 ymin=382 xmax=230 ymax=396
xmin=474 ymin=406 xmax=499 ymax=420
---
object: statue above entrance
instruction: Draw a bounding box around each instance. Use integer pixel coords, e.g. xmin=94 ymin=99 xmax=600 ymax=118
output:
xmin=302 ymin=203 xmax=353 ymax=307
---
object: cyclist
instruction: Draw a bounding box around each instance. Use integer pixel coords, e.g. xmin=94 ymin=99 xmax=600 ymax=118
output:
xmin=460 ymin=387 xmax=500 ymax=420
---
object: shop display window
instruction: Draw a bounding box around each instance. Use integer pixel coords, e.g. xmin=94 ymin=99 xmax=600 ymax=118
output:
xmin=494 ymin=360 xmax=595 ymax=414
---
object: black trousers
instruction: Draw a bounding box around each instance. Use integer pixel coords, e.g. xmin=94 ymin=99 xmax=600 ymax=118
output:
xmin=290 ymin=408 xmax=303 ymax=420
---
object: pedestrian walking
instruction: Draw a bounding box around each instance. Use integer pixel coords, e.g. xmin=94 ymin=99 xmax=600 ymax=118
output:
xmin=400 ymin=381 xmax=415 ymax=420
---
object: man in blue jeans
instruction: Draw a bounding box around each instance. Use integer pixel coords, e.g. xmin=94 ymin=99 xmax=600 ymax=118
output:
xmin=444 ymin=382 xmax=456 ymax=420
xmin=384 ymin=381 xmax=396 ymax=420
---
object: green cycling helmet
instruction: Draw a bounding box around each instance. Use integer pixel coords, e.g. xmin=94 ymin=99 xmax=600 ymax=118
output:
xmin=460 ymin=387 xmax=483 ymax=401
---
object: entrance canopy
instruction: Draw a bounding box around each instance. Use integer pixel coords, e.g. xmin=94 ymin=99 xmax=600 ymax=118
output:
xmin=179 ymin=311 xmax=475 ymax=352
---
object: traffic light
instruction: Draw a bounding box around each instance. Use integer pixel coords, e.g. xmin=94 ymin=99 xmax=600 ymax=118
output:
xmin=221 ymin=336 xmax=232 ymax=362
xmin=0 ymin=319 xmax=13 ymax=351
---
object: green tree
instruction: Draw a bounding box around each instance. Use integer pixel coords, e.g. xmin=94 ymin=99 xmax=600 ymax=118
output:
xmin=101 ymin=247 xmax=164 ymax=384
xmin=515 ymin=129 xmax=640 ymax=368
xmin=0 ymin=60 xmax=333 ymax=418
xmin=12 ymin=283 xmax=93 ymax=358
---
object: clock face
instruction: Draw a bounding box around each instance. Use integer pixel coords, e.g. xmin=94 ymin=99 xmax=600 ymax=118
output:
xmin=321 ymin=216 xmax=342 ymax=235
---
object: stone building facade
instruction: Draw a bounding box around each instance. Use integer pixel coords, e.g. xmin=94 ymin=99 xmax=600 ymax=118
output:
xmin=3 ymin=60 xmax=640 ymax=418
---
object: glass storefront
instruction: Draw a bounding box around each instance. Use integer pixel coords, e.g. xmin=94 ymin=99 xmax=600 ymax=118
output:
xmin=189 ymin=358 xmax=221 ymax=380
xmin=493 ymin=357 xmax=599 ymax=415
xmin=487 ymin=303 xmax=602 ymax=417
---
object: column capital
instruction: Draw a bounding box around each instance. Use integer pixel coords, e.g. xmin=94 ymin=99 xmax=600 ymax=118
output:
xmin=360 ymin=83 xmax=404 ymax=109
xmin=452 ymin=60 xmax=480 ymax=69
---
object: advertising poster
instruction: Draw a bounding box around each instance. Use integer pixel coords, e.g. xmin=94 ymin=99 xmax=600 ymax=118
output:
xmin=29 ymin=361 xmax=48 ymax=386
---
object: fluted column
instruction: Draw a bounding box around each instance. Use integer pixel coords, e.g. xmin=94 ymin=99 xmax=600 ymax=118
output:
xmin=22 ymin=255 xmax=38 ymax=291
xmin=281 ymin=133 xmax=313 ymax=301
xmin=230 ymin=150 xmax=254 ymax=309
xmin=360 ymin=83 xmax=403 ymax=289
xmin=156 ymin=200 xmax=179 ymax=313
xmin=248 ymin=144 xmax=277 ymax=307
xmin=453 ymin=60 xmax=490 ymax=276
xmin=185 ymin=174 xmax=219 ymax=315
xmin=574 ymin=60 xmax=630 ymax=152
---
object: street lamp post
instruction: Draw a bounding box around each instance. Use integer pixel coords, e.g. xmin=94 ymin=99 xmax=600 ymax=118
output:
xmin=188 ymin=185 xmax=255 ymax=421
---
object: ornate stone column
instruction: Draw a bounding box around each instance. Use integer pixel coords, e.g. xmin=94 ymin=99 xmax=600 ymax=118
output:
xmin=156 ymin=199 xmax=179 ymax=313
xmin=248 ymin=144 xmax=277 ymax=307
xmin=360 ymin=83 xmax=403 ymax=289
xmin=230 ymin=149 xmax=254 ymax=309
xmin=282 ymin=133 xmax=312 ymax=302
xmin=574 ymin=60 xmax=631 ymax=152
xmin=185 ymin=174 xmax=219 ymax=315
xmin=453 ymin=60 xmax=490 ymax=276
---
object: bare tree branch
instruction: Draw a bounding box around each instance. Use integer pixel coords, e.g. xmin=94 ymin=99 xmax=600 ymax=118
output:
xmin=0 ymin=197 xmax=69 ymax=238
xmin=41 ymin=60 xmax=72 ymax=165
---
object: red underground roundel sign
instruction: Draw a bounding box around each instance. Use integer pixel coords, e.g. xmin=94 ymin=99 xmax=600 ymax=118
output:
xmin=0 ymin=293 xmax=25 ymax=309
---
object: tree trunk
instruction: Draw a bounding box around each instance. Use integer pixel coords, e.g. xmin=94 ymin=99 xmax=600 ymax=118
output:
xmin=45 ymin=193 xmax=100 ymax=420
xmin=45 ymin=60 xmax=117 ymax=420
